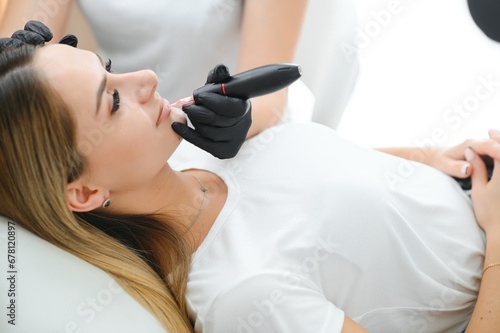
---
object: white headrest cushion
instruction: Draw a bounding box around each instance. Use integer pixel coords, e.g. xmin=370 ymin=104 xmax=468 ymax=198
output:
xmin=0 ymin=216 xmax=168 ymax=332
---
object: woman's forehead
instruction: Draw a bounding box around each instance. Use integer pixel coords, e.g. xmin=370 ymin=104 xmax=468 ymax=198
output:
xmin=34 ymin=44 xmax=101 ymax=77
xmin=34 ymin=44 xmax=102 ymax=93
xmin=34 ymin=45 xmax=104 ymax=121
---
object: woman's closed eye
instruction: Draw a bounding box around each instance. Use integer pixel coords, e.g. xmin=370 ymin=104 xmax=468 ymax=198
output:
xmin=104 ymin=59 xmax=120 ymax=114
xmin=111 ymin=89 xmax=120 ymax=113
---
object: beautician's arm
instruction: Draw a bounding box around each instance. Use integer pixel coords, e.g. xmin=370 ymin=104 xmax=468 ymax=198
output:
xmin=341 ymin=316 xmax=368 ymax=333
xmin=0 ymin=0 xmax=73 ymax=41
xmin=237 ymin=0 xmax=308 ymax=138
xmin=463 ymin=147 xmax=500 ymax=332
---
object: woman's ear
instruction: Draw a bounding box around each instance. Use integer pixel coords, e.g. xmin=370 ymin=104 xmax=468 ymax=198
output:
xmin=67 ymin=181 xmax=109 ymax=212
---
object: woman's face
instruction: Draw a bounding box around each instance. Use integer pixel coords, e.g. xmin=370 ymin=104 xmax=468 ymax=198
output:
xmin=34 ymin=44 xmax=186 ymax=192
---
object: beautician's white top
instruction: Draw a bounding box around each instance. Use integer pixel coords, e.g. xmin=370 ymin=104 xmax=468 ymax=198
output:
xmin=172 ymin=122 xmax=483 ymax=333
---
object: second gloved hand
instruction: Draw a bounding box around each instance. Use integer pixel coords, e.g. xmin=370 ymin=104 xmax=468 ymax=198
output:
xmin=0 ymin=20 xmax=78 ymax=52
xmin=171 ymin=64 xmax=252 ymax=159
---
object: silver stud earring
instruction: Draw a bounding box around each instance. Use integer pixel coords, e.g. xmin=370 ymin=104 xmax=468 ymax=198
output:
xmin=102 ymin=198 xmax=111 ymax=208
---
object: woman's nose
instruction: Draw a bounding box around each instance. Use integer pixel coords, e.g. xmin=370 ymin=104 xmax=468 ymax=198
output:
xmin=133 ymin=70 xmax=158 ymax=103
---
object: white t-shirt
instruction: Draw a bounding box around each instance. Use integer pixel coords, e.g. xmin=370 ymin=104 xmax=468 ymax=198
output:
xmin=77 ymin=0 xmax=242 ymax=102
xmin=172 ymin=122 xmax=484 ymax=333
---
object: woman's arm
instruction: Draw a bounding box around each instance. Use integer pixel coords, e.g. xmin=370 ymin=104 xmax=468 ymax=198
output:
xmin=463 ymin=147 xmax=500 ymax=332
xmin=377 ymin=146 xmax=472 ymax=178
xmin=377 ymin=133 xmax=500 ymax=179
xmin=0 ymin=0 xmax=73 ymax=40
xmin=238 ymin=0 xmax=308 ymax=138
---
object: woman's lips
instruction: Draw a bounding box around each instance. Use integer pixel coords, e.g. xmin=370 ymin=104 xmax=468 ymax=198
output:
xmin=156 ymin=98 xmax=171 ymax=127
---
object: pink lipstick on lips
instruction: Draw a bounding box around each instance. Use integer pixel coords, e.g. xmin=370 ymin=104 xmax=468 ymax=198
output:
xmin=170 ymin=96 xmax=195 ymax=109
xmin=156 ymin=98 xmax=171 ymax=127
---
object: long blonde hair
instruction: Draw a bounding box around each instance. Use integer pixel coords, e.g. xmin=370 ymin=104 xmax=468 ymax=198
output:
xmin=0 ymin=45 xmax=193 ymax=332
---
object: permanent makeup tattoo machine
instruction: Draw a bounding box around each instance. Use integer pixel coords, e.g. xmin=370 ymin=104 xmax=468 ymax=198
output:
xmin=171 ymin=63 xmax=303 ymax=108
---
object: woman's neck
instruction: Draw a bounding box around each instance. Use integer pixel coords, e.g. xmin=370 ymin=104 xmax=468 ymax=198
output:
xmin=180 ymin=168 xmax=228 ymax=250
xmin=107 ymin=164 xmax=227 ymax=251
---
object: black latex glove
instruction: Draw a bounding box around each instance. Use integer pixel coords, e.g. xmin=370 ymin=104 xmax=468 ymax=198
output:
xmin=0 ymin=20 xmax=78 ymax=52
xmin=171 ymin=64 xmax=252 ymax=159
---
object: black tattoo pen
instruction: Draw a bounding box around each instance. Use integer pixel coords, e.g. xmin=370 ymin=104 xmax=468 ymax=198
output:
xmin=170 ymin=63 xmax=302 ymax=108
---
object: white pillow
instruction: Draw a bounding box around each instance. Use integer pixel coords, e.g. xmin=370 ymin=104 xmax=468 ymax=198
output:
xmin=0 ymin=216 xmax=168 ymax=333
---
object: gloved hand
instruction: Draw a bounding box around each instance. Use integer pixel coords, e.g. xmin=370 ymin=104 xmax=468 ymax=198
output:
xmin=0 ymin=20 xmax=78 ymax=52
xmin=172 ymin=64 xmax=252 ymax=159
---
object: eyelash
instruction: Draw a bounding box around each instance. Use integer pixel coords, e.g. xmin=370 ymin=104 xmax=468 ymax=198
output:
xmin=105 ymin=59 xmax=120 ymax=114
xmin=105 ymin=58 xmax=113 ymax=73
xmin=111 ymin=89 xmax=120 ymax=113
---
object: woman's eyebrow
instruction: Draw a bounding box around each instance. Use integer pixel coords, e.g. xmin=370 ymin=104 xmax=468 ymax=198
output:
xmin=95 ymin=76 xmax=107 ymax=115
xmin=93 ymin=53 xmax=107 ymax=115
xmin=94 ymin=52 xmax=104 ymax=67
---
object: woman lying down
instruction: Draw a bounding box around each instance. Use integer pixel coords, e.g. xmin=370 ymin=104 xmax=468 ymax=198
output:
xmin=1 ymin=23 xmax=499 ymax=333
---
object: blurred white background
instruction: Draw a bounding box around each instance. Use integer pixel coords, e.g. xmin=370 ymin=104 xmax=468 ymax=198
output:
xmin=337 ymin=0 xmax=500 ymax=148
